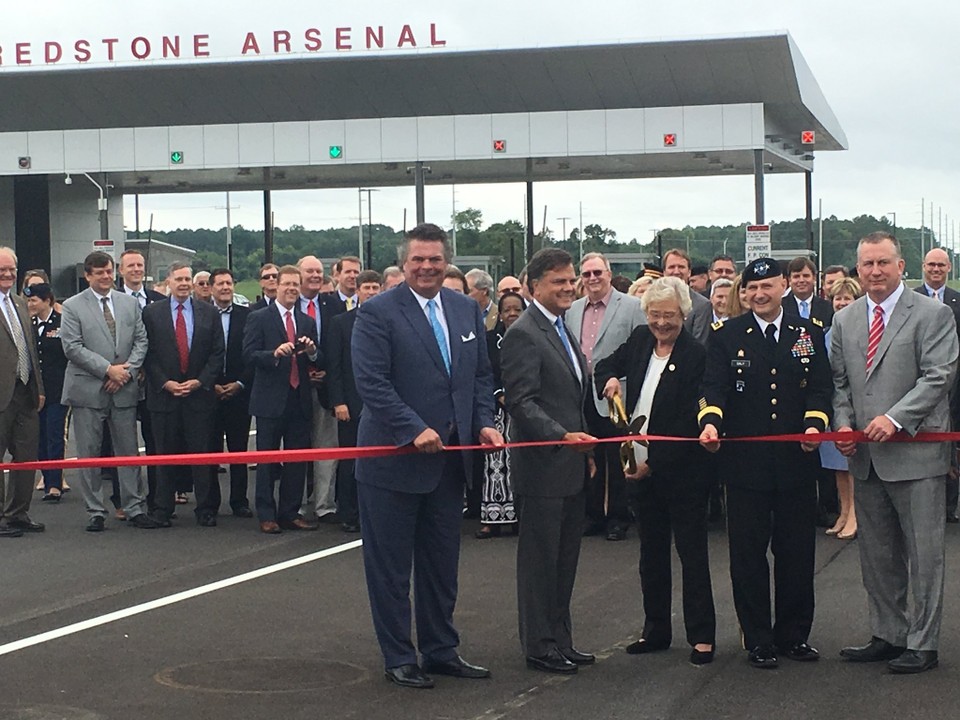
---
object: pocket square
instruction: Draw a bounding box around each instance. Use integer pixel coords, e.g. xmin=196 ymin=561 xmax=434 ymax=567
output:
xmin=461 ymin=331 xmax=476 ymax=342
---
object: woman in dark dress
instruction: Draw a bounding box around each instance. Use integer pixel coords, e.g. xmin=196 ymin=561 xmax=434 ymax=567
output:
xmin=476 ymin=291 xmax=525 ymax=539
xmin=24 ymin=283 xmax=69 ymax=502
xmin=594 ymin=277 xmax=716 ymax=665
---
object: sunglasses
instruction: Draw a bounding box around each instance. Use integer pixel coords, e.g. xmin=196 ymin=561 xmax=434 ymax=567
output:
xmin=581 ymin=269 xmax=605 ymax=278
xmin=261 ymin=273 xmax=279 ymax=280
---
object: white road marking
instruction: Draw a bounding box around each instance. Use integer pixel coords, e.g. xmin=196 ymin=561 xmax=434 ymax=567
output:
xmin=0 ymin=539 xmax=362 ymax=657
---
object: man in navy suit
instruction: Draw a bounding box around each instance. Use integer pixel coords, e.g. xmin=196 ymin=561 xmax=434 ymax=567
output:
xmin=352 ymin=223 xmax=504 ymax=689
xmin=243 ymin=265 xmax=320 ymax=533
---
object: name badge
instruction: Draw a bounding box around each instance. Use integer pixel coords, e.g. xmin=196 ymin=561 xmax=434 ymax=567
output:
xmin=731 ymin=359 xmax=751 ymax=368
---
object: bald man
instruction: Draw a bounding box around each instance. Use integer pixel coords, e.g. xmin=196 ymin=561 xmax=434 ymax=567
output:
xmin=497 ymin=275 xmax=523 ymax=299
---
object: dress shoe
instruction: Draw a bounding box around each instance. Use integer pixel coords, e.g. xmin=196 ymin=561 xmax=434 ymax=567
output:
xmin=888 ymin=649 xmax=938 ymax=674
xmin=85 ymin=516 xmax=105 ymax=533
xmin=947 ymin=512 xmax=959 ymax=524
xmin=559 ymin=647 xmax=595 ymax=665
xmin=384 ymin=664 xmax=434 ymax=689
xmin=260 ymin=521 xmax=282 ymax=534
xmin=128 ymin=513 xmax=160 ymax=529
xmin=840 ymin=636 xmax=906 ymax=662
xmin=606 ymin=524 xmax=628 ymax=541
xmin=197 ymin=514 xmax=217 ymax=527
xmin=151 ymin=515 xmax=173 ymax=528
xmin=316 ymin=512 xmax=341 ymax=524
xmin=7 ymin=518 xmax=45 ymax=533
xmin=690 ymin=647 xmax=715 ymax=665
xmin=115 ymin=508 xmax=126 ymax=521
xmin=526 ymin=648 xmax=578 ymax=674
xmin=232 ymin=506 xmax=254 ymax=518
xmin=422 ymin=655 xmax=491 ymax=679
xmin=778 ymin=642 xmax=819 ymax=662
xmin=748 ymin=645 xmax=778 ymax=669
xmin=0 ymin=524 xmax=24 ymax=538
xmin=279 ymin=517 xmax=318 ymax=531
xmin=625 ymin=638 xmax=670 ymax=654
xmin=341 ymin=522 xmax=361 ymax=533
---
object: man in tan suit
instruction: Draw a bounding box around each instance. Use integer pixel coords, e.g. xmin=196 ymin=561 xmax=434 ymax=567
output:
xmin=0 ymin=246 xmax=45 ymax=537
xmin=466 ymin=269 xmax=499 ymax=331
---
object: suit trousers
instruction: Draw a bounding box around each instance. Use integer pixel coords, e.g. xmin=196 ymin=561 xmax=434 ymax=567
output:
xmin=255 ymin=389 xmax=311 ymax=523
xmin=73 ymin=404 xmax=147 ymax=519
xmin=336 ymin=417 xmax=359 ymax=525
xmin=210 ymin=394 xmax=252 ymax=511
xmin=635 ymin=470 xmax=716 ymax=647
xmin=357 ymin=454 xmax=465 ymax=669
xmin=515 ymin=491 xmax=586 ymax=657
xmin=584 ymin=401 xmax=631 ymax=528
xmin=725 ymin=481 xmax=816 ymax=650
xmin=0 ymin=381 xmax=39 ymax=523
xmin=152 ymin=401 xmax=218 ymax=520
xmin=304 ymin=393 xmax=339 ymax=518
xmin=855 ymin=465 xmax=945 ymax=651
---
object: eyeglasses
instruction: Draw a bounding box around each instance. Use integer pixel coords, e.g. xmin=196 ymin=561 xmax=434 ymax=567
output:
xmin=261 ymin=273 xmax=278 ymax=280
xmin=581 ymin=269 xmax=605 ymax=278
xmin=647 ymin=311 xmax=681 ymax=322
xmin=925 ymin=262 xmax=948 ymax=269
xmin=195 ymin=281 xmax=209 ymax=286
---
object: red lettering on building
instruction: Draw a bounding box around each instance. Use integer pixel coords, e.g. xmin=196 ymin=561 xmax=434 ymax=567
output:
xmin=102 ymin=38 xmax=118 ymax=61
xmin=162 ymin=35 xmax=180 ymax=58
xmin=430 ymin=23 xmax=446 ymax=47
xmin=194 ymin=34 xmax=210 ymax=57
xmin=45 ymin=42 xmax=62 ymax=64
xmin=336 ymin=27 xmax=351 ymax=50
xmin=273 ymin=30 xmax=291 ymax=53
xmin=397 ymin=25 xmax=416 ymax=48
xmin=16 ymin=42 xmax=31 ymax=65
xmin=304 ymin=28 xmax=322 ymax=51
xmin=366 ymin=26 xmax=384 ymax=49
xmin=241 ymin=32 xmax=260 ymax=55
xmin=74 ymin=39 xmax=91 ymax=62
xmin=131 ymin=37 xmax=151 ymax=60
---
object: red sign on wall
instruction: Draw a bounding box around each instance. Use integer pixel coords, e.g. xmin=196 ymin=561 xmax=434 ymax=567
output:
xmin=663 ymin=133 xmax=677 ymax=147
xmin=493 ymin=139 xmax=506 ymax=152
xmin=801 ymin=130 xmax=815 ymax=144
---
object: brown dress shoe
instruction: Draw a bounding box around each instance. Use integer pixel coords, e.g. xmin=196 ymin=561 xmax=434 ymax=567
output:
xmin=259 ymin=521 xmax=282 ymax=534
xmin=279 ymin=517 xmax=318 ymax=531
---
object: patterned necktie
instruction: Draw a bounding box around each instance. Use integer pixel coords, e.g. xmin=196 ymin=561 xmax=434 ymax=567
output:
xmin=866 ymin=305 xmax=884 ymax=372
xmin=765 ymin=323 xmax=778 ymax=349
xmin=800 ymin=299 xmax=810 ymax=319
xmin=555 ymin=316 xmax=582 ymax=384
xmin=5 ymin=295 xmax=29 ymax=384
xmin=285 ymin=310 xmax=300 ymax=388
xmin=134 ymin=290 xmax=145 ymax=308
xmin=346 ymin=297 xmax=354 ymax=311
xmin=101 ymin=297 xmax=116 ymax=344
xmin=426 ymin=299 xmax=451 ymax=374
xmin=175 ymin=303 xmax=189 ymax=374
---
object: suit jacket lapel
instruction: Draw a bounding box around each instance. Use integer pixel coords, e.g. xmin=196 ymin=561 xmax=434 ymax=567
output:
xmin=86 ymin=289 xmax=117 ymax=347
xmin=398 ymin=286 xmax=448 ymax=376
xmin=533 ymin=305 xmax=582 ymax=386
xmin=869 ymin=291 xmax=911 ymax=376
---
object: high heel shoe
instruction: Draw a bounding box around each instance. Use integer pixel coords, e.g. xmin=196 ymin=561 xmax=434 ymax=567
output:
xmin=838 ymin=527 xmax=857 ymax=540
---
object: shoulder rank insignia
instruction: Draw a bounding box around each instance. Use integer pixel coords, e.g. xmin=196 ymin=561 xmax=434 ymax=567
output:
xmin=812 ymin=317 xmax=824 ymax=327
xmin=711 ymin=320 xmax=724 ymax=330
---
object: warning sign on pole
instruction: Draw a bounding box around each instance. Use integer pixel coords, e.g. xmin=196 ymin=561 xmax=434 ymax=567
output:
xmin=745 ymin=225 xmax=771 ymax=262
xmin=93 ymin=239 xmax=116 ymax=260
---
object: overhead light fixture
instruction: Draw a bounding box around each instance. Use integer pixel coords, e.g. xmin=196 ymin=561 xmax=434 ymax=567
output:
xmin=64 ymin=173 xmax=73 ymax=185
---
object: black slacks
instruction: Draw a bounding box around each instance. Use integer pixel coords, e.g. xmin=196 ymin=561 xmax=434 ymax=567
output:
xmin=254 ymin=389 xmax=310 ymax=523
xmin=584 ymin=400 xmax=631 ymax=528
xmin=151 ymin=399 xmax=217 ymax=520
xmin=336 ymin=417 xmax=359 ymax=525
xmin=209 ymin=394 xmax=252 ymax=511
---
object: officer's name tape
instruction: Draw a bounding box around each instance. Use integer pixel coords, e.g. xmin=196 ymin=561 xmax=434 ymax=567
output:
xmin=1 ymin=431 xmax=955 ymax=473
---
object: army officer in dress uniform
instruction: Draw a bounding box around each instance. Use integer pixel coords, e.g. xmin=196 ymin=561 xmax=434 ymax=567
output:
xmin=697 ymin=257 xmax=832 ymax=670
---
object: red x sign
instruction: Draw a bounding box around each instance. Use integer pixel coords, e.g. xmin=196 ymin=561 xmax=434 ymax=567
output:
xmin=663 ymin=133 xmax=677 ymax=147
xmin=801 ymin=130 xmax=815 ymax=144
xmin=493 ymin=139 xmax=506 ymax=152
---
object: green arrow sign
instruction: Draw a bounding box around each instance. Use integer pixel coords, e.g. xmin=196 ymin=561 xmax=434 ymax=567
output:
xmin=329 ymin=145 xmax=343 ymax=159
xmin=170 ymin=151 xmax=184 ymax=164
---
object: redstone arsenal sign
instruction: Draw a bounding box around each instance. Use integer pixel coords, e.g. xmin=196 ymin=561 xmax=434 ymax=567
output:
xmin=0 ymin=22 xmax=447 ymax=68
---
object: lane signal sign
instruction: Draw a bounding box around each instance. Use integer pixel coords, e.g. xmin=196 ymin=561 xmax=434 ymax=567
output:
xmin=329 ymin=145 xmax=343 ymax=159
xmin=493 ymin=139 xmax=506 ymax=153
xmin=170 ymin=151 xmax=184 ymax=164
xmin=801 ymin=130 xmax=815 ymax=144
xmin=663 ymin=133 xmax=677 ymax=147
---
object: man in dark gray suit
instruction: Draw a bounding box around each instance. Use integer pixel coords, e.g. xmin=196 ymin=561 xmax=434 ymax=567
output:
xmin=502 ymin=248 xmax=597 ymax=675
xmin=833 ymin=231 xmax=959 ymax=674
xmin=61 ymin=252 xmax=158 ymax=531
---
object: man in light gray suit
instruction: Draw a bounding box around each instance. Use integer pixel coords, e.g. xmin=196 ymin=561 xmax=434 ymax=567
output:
xmin=61 ymin=252 xmax=159 ymax=532
xmin=663 ymin=248 xmax=712 ymax=345
xmin=565 ymin=252 xmax=645 ymax=540
xmin=832 ymin=231 xmax=958 ymax=674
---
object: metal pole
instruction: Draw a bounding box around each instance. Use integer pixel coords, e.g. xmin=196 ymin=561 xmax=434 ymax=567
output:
xmin=558 ymin=217 xmax=570 ymax=245
xmin=817 ymin=198 xmax=823 ymax=276
xmin=451 ymin=184 xmax=457 ymax=256
xmin=134 ymin=194 xmax=141 ymax=239
xmin=415 ymin=162 xmax=426 ymax=224
xmin=366 ymin=190 xmax=374 ymax=270
xmin=263 ymin=190 xmax=273 ymax=264
xmin=578 ymin=201 xmax=584 ymax=265
xmin=358 ymin=188 xmax=364 ymax=259
xmin=525 ymin=181 xmax=535 ymax=263
xmin=225 ymin=191 xmax=233 ymax=271
xmin=804 ymin=170 xmax=813 ymax=253
xmin=921 ymin=198 xmax=925 ymax=257
xmin=753 ymin=149 xmax=765 ymax=225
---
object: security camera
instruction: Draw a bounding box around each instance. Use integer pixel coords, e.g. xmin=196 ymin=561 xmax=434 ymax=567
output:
xmin=64 ymin=173 xmax=73 ymax=185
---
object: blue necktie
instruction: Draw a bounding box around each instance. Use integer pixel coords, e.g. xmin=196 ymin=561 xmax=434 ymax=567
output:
xmin=554 ymin=317 xmax=582 ymax=383
xmin=427 ymin=299 xmax=451 ymax=374
xmin=800 ymin=299 xmax=810 ymax=319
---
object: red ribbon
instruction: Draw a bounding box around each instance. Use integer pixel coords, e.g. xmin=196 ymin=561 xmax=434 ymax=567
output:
xmin=1 ymin=431 xmax=955 ymax=473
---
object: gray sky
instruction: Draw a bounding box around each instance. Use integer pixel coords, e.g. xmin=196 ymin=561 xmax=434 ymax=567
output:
xmin=7 ymin=1 xmax=957 ymax=243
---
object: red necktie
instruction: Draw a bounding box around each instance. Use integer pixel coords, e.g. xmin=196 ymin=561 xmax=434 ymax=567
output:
xmin=175 ymin=303 xmax=189 ymax=374
xmin=306 ymin=299 xmax=316 ymax=319
xmin=285 ymin=310 xmax=300 ymax=389
xmin=866 ymin=305 xmax=884 ymax=373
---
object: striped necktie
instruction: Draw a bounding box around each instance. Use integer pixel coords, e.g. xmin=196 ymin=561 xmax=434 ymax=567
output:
xmin=866 ymin=306 xmax=884 ymax=372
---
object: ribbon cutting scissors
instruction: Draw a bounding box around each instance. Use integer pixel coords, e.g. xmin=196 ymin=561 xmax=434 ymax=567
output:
xmin=607 ymin=393 xmax=647 ymax=476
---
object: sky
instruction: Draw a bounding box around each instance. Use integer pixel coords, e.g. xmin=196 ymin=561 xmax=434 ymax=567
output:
xmin=5 ymin=1 xmax=957 ymax=245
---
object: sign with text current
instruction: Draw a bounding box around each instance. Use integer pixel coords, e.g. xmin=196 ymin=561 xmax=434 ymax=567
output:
xmin=745 ymin=225 xmax=771 ymax=262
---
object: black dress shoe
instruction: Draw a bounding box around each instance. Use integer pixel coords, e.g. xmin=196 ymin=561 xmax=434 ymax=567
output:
xmin=625 ymin=638 xmax=670 ymax=654
xmin=422 ymin=655 xmax=491 ymax=679
xmin=778 ymin=642 xmax=819 ymax=662
xmin=197 ymin=514 xmax=217 ymax=527
xmin=606 ymin=524 xmax=628 ymax=541
xmin=85 ymin=516 xmax=105 ymax=533
xmin=384 ymin=664 xmax=434 ymax=689
xmin=690 ymin=647 xmax=715 ymax=665
xmin=7 ymin=518 xmax=44 ymax=533
xmin=341 ymin=522 xmax=361 ymax=533
xmin=888 ymin=649 xmax=938 ymax=674
xmin=0 ymin=525 xmax=24 ymax=538
xmin=232 ymin=506 xmax=254 ymax=518
xmin=748 ymin=645 xmax=778 ymax=669
xmin=128 ymin=513 xmax=160 ymax=529
xmin=559 ymin=647 xmax=596 ymax=665
xmin=840 ymin=636 xmax=906 ymax=663
xmin=947 ymin=512 xmax=959 ymax=524
xmin=526 ymin=648 xmax=577 ymax=674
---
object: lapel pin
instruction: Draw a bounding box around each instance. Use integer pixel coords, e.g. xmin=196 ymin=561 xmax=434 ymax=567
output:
xmin=668 ymin=363 xmax=676 ymax=372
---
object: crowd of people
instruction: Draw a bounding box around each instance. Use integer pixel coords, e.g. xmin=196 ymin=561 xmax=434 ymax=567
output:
xmin=0 ymin=225 xmax=956 ymax=683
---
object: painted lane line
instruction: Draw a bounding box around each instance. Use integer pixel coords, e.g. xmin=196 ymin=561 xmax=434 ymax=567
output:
xmin=0 ymin=539 xmax=362 ymax=657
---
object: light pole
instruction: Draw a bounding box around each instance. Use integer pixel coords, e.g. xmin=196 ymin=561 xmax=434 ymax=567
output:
xmin=359 ymin=188 xmax=379 ymax=269
xmin=557 ymin=217 xmax=571 ymax=244
xmin=82 ymin=173 xmax=110 ymax=240
xmin=885 ymin=211 xmax=896 ymax=234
